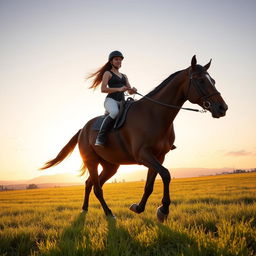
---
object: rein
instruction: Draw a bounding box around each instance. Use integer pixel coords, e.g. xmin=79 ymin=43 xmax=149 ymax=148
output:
xmin=135 ymin=91 xmax=205 ymax=113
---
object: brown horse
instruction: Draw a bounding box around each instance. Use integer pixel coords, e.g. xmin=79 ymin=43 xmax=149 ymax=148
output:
xmin=41 ymin=55 xmax=228 ymax=222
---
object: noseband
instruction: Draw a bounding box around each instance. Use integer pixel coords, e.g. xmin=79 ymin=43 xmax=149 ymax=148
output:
xmin=188 ymin=71 xmax=221 ymax=110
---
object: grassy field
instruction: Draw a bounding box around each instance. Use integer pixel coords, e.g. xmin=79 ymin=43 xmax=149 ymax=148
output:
xmin=0 ymin=172 xmax=255 ymax=256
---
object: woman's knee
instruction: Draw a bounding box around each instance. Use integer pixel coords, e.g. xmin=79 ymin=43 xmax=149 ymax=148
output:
xmin=109 ymin=109 xmax=119 ymax=119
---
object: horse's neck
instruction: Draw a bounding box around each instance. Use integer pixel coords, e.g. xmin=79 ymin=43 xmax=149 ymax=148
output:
xmin=149 ymin=71 xmax=188 ymax=124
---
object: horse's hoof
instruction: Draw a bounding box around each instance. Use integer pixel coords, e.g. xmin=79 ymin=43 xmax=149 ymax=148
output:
xmin=107 ymin=215 xmax=116 ymax=221
xmin=157 ymin=206 xmax=168 ymax=223
xmin=81 ymin=209 xmax=88 ymax=213
xmin=129 ymin=203 xmax=140 ymax=214
xmin=106 ymin=212 xmax=116 ymax=219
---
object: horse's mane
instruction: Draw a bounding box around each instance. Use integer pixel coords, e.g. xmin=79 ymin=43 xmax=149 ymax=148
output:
xmin=146 ymin=70 xmax=183 ymax=97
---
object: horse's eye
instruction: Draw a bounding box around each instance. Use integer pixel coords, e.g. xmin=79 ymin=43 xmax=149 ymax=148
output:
xmin=198 ymin=79 xmax=204 ymax=84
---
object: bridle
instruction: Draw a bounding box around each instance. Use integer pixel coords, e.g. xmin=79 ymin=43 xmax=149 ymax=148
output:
xmin=188 ymin=70 xmax=221 ymax=110
xmin=134 ymin=69 xmax=220 ymax=113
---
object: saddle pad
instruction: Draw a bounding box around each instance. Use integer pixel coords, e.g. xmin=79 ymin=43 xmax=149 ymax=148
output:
xmin=91 ymin=115 xmax=106 ymax=131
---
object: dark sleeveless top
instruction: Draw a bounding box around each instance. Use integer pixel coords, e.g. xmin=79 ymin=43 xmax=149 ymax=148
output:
xmin=106 ymin=71 xmax=127 ymax=101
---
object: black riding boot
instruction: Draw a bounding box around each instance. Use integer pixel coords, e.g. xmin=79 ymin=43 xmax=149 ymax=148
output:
xmin=95 ymin=115 xmax=115 ymax=146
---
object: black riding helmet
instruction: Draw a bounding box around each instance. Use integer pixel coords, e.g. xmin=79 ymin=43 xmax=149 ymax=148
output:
xmin=108 ymin=51 xmax=124 ymax=61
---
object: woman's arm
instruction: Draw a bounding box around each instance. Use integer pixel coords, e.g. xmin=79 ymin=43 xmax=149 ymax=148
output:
xmin=101 ymin=71 xmax=128 ymax=93
xmin=124 ymin=74 xmax=137 ymax=95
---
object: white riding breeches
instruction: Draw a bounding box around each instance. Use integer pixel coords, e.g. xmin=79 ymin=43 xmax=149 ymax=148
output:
xmin=104 ymin=97 xmax=121 ymax=119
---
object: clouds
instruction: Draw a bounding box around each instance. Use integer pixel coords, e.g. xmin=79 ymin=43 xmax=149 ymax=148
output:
xmin=225 ymin=150 xmax=256 ymax=157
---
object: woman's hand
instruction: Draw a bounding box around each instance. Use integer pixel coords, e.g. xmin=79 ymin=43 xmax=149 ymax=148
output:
xmin=128 ymin=87 xmax=137 ymax=95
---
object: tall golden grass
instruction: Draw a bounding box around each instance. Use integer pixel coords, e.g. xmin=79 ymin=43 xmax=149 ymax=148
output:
xmin=0 ymin=173 xmax=255 ymax=255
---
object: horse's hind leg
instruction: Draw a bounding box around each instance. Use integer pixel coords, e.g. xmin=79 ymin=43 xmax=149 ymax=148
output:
xmin=87 ymin=161 xmax=113 ymax=216
xmin=82 ymin=176 xmax=92 ymax=212
xmin=98 ymin=161 xmax=119 ymax=187
xmin=82 ymin=161 xmax=119 ymax=212
xmin=83 ymin=160 xmax=119 ymax=216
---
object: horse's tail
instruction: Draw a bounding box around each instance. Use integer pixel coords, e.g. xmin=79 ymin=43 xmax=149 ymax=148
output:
xmin=40 ymin=129 xmax=81 ymax=170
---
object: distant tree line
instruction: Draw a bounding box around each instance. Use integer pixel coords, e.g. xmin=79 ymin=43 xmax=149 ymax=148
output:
xmin=0 ymin=185 xmax=11 ymax=191
xmin=219 ymin=168 xmax=256 ymax=175
xmin=0 ymin=184 xmax=39 ymax=192
xmin=111 ymin=179 xmax=126 ymax=183
xmin=26 ymin=184 xmax=38 ymax=189
xmin=233 ymin=168 xmax=256 ymax=173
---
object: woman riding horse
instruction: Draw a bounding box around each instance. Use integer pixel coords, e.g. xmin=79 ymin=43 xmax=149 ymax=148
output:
xmin=41 ymin=55 xmax=228 ymax=222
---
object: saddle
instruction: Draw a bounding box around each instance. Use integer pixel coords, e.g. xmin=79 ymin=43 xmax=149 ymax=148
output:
xmin=92 ymin=97 xmax=135 ymax=131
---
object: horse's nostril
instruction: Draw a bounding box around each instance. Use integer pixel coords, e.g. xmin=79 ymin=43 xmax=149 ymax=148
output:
xmin=219 ymin=104 xmax=227 ymax=114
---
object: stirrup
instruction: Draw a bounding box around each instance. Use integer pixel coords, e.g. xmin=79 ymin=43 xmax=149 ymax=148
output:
xmin=95 ymin=130 xmax=108 ymax=146
xmin=95 ymin=135 xmax=106 ymax=146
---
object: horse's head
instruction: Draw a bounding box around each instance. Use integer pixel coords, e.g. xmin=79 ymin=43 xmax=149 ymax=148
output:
xmin=187 ymin=55 xmax=228 ymax=118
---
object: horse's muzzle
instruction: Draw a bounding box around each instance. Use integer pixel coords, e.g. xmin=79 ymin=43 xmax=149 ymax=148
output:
xmin=211 ymin=102 xmax=228 ymax=118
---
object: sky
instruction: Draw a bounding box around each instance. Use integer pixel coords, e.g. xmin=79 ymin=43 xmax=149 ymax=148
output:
xmin=0 ymin=0 xmax=255 ymax=182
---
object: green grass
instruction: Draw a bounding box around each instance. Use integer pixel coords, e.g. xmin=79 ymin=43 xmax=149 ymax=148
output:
xmin=0 ymin=173 xmax=256 ymax=256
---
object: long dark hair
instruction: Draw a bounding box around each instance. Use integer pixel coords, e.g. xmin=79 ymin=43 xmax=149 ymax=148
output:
xmin=87 ymin=62 xmax=112 ymax=89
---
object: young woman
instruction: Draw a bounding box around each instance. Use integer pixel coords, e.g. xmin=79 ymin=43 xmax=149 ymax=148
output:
xmin=88 ymin=51 xmax=137 ymax=146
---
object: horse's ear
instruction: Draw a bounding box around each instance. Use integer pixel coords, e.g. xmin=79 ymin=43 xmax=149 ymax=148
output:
xmin=204 ymin=59 xmax=212 ymax=71
xmin=191 ymin=55 xmax=197 ymax=70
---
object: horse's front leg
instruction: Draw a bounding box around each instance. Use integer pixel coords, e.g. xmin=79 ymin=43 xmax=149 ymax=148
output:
xmin=82 ymin=176 xmax=92 ymax=212
xmin=130 ymin=168 xmax=157 ymax=214
xmin=137 ymin=150 xmax=171 ymax=222
xmin=130 ymin=155 xmax=165 ymax=214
